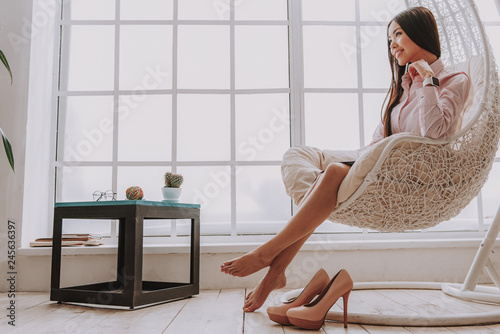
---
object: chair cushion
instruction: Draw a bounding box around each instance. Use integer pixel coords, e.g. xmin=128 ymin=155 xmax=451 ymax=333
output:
xmin=448 ymin=55 xmax=484 ymax=130
xmin=336 ymin=57 xmax=481 ymax=204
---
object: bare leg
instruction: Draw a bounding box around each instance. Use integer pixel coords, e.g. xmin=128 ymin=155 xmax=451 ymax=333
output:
xmin=242 ymin=172 xmax=325 ymax=311
xmin=243 ymin=231 xmax=313 ymax=312
xmin=221 ymin=163 xmax=350 ymax=277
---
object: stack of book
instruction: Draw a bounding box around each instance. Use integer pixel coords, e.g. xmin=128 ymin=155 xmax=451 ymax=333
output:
xmin=30 ymin=234 xmax=104 ymax=247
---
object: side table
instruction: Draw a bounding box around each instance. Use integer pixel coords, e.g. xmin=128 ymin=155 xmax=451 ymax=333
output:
xmin=50 ymin=200 xmax=200 ymax=309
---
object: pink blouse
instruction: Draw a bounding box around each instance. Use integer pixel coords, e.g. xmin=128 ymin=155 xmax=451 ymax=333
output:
xmin=370 ymin=58 xmax=471 ymax=145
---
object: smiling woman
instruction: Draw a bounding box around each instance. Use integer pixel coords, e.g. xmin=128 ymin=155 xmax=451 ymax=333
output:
xmin=0 ymin=49 xmax=14 ymax=172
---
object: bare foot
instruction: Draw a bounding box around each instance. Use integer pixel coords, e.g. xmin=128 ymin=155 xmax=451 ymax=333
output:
xmin=220 ymin=249 xmax=274 ymax=277
xmin=243 ymin=270 xmax=287 ymax=312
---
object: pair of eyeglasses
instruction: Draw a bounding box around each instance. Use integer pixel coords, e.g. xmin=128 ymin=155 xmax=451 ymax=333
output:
xmin=93 ymin=190 xmax=117 ymax=201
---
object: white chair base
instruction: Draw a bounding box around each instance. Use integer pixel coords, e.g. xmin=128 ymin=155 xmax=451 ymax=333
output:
xmin=441 ymin=204 xmax=500 ymax=306
xmin=282 ymin=281 xmax=500 ymax=327
xmin=443 ymin=283 xmax=500 ymax=304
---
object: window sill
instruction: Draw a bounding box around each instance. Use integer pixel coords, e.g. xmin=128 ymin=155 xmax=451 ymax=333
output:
xmin=18 ymin=233 xmax=496 ymax=256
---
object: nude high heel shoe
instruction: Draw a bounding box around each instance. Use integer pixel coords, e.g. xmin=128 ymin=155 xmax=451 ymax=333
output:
xmin=286 ymin=269 xmax=353 ymax=330
xmin=266 ymin=268 xmax=330 ymax=326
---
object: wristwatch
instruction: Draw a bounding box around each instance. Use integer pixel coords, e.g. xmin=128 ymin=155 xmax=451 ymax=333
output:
xmin=423 ymin=76 xmax=440 ymax=87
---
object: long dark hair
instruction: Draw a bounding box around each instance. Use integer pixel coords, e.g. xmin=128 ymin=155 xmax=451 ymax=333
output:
xmin=382 ymin=7 xmax=441 ymax=138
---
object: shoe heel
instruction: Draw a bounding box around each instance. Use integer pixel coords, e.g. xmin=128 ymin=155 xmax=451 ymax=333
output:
xmin=266 ymin=268 xmax=330 ymax=326
xmin=286 ymin=269 xmax=354 ymax=330
xmin=342 ymin=290 xmax=351 ymax=328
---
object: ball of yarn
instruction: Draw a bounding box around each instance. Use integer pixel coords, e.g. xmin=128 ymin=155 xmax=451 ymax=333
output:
xmin=126 ymin=186 xmax=144 ymax=200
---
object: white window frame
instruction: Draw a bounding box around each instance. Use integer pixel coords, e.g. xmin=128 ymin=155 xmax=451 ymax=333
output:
xmin=35 ymin=0 xmax=499 ymax=248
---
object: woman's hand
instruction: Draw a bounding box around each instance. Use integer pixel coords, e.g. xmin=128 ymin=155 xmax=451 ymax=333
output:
xmin=408 ymin=59 xmax=435 ymax=80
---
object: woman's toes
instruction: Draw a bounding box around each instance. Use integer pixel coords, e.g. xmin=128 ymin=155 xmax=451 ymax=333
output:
xmin=221 ymin=260 xmax=233 ymax=268
xmin=244 ymin=304 xmax=256 ymax=312
xmin=246 ymin=306 xmax=255 ymax=312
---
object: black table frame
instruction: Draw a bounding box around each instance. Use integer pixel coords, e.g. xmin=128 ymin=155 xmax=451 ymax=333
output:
xmin=50 ymin=202 xmax=200 ymax=309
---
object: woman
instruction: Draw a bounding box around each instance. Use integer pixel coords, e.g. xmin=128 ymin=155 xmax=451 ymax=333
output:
xmin=221 ymin=6 xmax=471 ymax=313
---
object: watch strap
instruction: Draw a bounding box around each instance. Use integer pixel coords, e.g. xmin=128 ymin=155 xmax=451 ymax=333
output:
xmin=423 ymin=76 xmax=440 ymax=87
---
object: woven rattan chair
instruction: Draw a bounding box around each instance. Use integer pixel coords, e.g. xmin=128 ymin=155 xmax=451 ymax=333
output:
xmin=331 ymin=0 xmax=499 ymax=234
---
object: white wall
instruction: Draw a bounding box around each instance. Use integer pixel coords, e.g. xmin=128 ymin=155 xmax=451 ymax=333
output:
xmin=16 ymin=245 xmax=500 ymax=291
xmin=0 ymin=0 xmax=33 ymax=292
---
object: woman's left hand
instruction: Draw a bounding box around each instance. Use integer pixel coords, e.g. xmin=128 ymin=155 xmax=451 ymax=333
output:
xmin=408 ymin=59 xmax=435 ymax=80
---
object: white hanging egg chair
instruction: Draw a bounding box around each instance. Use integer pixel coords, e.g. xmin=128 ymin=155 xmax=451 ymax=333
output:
xmin=282 ymin=0 xmax=500 ymax=327
xmin=327 ymin=1 xmax=500 ymax=233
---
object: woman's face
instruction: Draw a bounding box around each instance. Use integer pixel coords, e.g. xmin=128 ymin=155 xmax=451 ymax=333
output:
xmin=388 ymin=21 xmax=427 ymax=66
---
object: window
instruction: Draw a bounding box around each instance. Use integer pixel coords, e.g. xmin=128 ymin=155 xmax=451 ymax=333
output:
xmin=55 ymin=0 xmax=291 ymax=239
xmin=52 ymin=0 xmax=500 ymax=240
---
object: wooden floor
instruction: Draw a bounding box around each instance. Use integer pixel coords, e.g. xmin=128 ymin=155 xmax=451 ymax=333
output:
xmin=1 ymin=289 xmax=500 ymax=333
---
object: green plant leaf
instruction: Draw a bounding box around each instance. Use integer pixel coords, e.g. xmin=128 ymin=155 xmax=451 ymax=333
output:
xmin=0 ymin=127 xmax=14 ymax=172
xmin=0 ymin=49 xmax=13 ymax=84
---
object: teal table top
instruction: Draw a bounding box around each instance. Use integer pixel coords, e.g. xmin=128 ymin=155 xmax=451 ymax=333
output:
xmin=55 ymin=200 xmax=200 ymax=209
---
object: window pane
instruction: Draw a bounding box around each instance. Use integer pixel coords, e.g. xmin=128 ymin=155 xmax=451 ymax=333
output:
xmin=177 ymin=94 xmax=230 ymax=161
xmin=236 ymin=166 xmax=291 ymax=226
xmin=61 ymin=26 xmax=115 ymax=91
xmin=118 ymin=95 xmax=172 ymax=161
xmin=63 ymin=0 xmax=115 ymax=20
xmin=358 ymin=0 xmax=405 ymax=22
xmin=120 ymin=25 xmax=172 ymax=90
xmin=361 ymin=26 xmax=392 ymax=89
xmin=117 ymin=166 xmax=168 ymax=201
xmin=305 ymin=93 xmax=359 ymax=150
xmin=302 ymin=0 xmax=355 ymax=21
xmin=482 ymin=162 xmax=500 ymax=225
xmin=178 ymin=0 xmax=224 ymax=20
xmin=177 ymin=166 xmax=232 ymax=234
xmin=315 ymin=219 xmax=364 ymax=233
xmin=120 ymin=0 xmax=173 ymax=20
xmin=476 ymin=0 xmax=500 ymax=21
xmin=59 ymin=96 xmax=114 ymax=162
xmin=58 ymin=166 xmax=112 ymax=202
xmin=235 ymin=0 xmax=288 ymax=21
xmin=427 ymin=199 xmax=479 ymax=232
xmin=60 ymin=219 xmax=112 ymax=236
xmin=363 ymin=93 xmax=385 ymax=146
xmin=235 ymin=26 xmax=289 ymax=89
xmin=236 ymin=94 xmax=290 ymax=161
xmin=303 ymin=26 xmax=357 ymax=88
xmin=178 ymin=26 xmax=229 ymax=89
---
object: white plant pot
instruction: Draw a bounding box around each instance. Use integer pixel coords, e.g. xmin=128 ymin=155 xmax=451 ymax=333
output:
xmin=162 ymin=187 xmax=182 ymax=202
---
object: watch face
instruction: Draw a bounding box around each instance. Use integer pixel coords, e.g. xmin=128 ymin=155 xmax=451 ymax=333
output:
xmin=432 ymin=77 xmax=440 ymax=87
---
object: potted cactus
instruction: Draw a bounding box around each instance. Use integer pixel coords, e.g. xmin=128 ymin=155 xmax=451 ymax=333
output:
xmin=162 ymin=171 xmax=183 ymax=202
